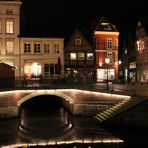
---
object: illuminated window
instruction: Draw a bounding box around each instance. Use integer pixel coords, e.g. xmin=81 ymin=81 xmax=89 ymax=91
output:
xmin=6 ymin=41 xmax=13 ymax=55
xmin=24 ymin=62 xmax=41 ymax=78
xmin=137 ymin=40 xmax=144 ymax=51
xmin=87 ymin=53 xmax=93 ymax=60
xmin=34 ymin=43 xmax=40 ymax=53
xmin=6 ymin=20 xmax=13 ymax=34
xmin=97 ymin=69 xmax=114 ymax=82
xmin=129 ymin=62 xmax=136 ymax=69
xmin=24 ymin=43 xmax=31 ymax=53
xmin=54 ymin=44 xmax=59 ymax=54
xmin=75 ymin=39 xmax=81 ymax=45
xmin=78 ymin=53 xmax=84 ymax=60
xmin=70 ymin=53 xmax=77 ymax=60
xmin=44 ymin=43 xmax=50 ymax=53
xmin=106 ymin=38 xmax=112 ymax=49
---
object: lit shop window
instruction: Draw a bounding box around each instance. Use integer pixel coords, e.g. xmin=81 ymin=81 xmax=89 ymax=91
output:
xmin=24 ymin=62 xmax=41 ymax=78
xmin=6 ymin=20 xmax=14 ymax=34
xmin=78 ymin=53 xmax=84 ymax=60
xmin=70 ymin=53 xmax=77 ymax=60
xmin=87 ymin=53 xmax=93 ymax=60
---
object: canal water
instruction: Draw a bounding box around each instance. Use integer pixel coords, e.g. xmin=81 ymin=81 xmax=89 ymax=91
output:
xmin=0 ymin=95 xmax=148 ymax=148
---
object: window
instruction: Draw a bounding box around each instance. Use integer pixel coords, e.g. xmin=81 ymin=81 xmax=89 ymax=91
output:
xmin=6 ymin=9 xmax=13 ymax=15
xmin=70 ymin=53 xmax=77 ymax=60
xmin=44 ymin=43 xmax=50 ymax=53
xmin=106 ymin=52 xmax=113 ymax=63
xmin=129 ymin=62 xmax=136 ymax=69
xmin=107 ymin=38 xmax=112 ymax=49
xmin=34 ymin=43 xmax=40 ymax=53
xmin=53 ymin=44 xmax=59 ymax=54
xmin=6 ymin=20 xmax=14 ymax=34
xmin=75 ymin=39 xmax=81 ymax=45
xmin=78 ymin=53 xmax=85 ymax=60
xmin=6 ymin=41 xmax=13 ymax=54
xmin=24 ymin=43 xmax=31 ymax=53
xmin=137 ymin=40 xmax=144 ymax=51
xmin=87 ymin=53 xmax=93 ymax=60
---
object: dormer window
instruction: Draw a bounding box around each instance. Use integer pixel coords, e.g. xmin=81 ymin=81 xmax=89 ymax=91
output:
xmin=75 ymin=39 xmax=81 ymax=45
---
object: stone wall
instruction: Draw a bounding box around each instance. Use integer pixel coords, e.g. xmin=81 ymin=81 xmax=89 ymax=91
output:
xmin=73 ymin=104 xmax=109 ymax=116
xmin=0 ymin=107 xmax=18 ymax=118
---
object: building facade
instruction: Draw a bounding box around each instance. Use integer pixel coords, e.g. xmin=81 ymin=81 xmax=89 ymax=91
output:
xmin=20 ymin=37 xmax=64 ymax=79
xmin=94 ymin=17 xmax=119 ymax=82
xmin=0 ymin=0 xmax=21 ymax=77
xmin=0 ymin=0 xmax=64 ymax=80
xmin=136 ymin=21 xmax=148 ymax=83
xmin=65 ymin=29 xmax=95 ymax=83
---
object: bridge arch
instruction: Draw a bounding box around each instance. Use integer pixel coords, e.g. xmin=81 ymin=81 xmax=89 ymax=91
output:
xmin=17 ymin=90 xmax=74 ymax=107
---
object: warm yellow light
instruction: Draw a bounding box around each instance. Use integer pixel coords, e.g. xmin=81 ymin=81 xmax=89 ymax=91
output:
xmin=99 ymin=62 xmax=102 ymax=67
xmin=105 ymin=58 xmax=110 ymax=64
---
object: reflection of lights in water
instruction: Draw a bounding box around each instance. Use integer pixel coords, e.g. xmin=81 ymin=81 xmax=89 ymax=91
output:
xmin=1 ymin=139 xmax=124 ymax=148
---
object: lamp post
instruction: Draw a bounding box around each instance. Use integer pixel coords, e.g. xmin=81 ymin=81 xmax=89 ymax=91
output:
xmin=105 ymin=58 xmax=110 ymax=90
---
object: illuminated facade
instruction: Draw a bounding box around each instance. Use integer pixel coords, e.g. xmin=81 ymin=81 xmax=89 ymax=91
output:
xmin=0 ymin=0 xmax=64 ymax=79
xmin=0 ymin=0 xmax=21 ymax=77
xmin=20 ymin=37 xmax=64 ymax=79
xmin=65 ymin=29 xmax=95 ymax=82
xmin=136 ymin=21 xmax=148 ymax=83
xmin=94 ymin=17 xmax=119 ymax=82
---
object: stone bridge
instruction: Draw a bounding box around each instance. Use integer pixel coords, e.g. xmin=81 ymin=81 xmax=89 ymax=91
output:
xmin=0 ymin=89 xmax=131 ymax=118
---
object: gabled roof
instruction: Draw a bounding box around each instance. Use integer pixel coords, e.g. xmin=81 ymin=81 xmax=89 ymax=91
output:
xmin=0 ymin=62 xmax=14 ymax=68
xmin=94 ymin=16 xmax=118 ymax=32
xmin=65 ymin=28 xmax=93 ymax=49
xmin=136 ymin=20 xmax=148 ymax=40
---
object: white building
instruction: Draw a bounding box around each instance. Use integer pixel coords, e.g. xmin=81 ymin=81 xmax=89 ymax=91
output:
xmin=0 ymin=0 xmax=64 ymax=79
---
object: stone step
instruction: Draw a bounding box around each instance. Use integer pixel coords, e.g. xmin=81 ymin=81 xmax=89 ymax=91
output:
xmin=95 ymin=96 xmax=148 ymax=123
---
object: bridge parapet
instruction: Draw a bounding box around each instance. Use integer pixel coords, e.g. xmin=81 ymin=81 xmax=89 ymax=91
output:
xmin=0 ymin=89 xmax=131 ymax=118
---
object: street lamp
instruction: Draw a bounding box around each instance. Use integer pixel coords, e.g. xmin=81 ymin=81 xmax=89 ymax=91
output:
xmin=105 ymin=58 xmax=110 ymax=90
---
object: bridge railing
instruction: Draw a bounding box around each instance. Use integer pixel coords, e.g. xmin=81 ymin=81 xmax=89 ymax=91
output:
xmin=0 ymin=77 xmax=107 ymax=92
xmin=0 ymin=77 xmax=147 ymax=97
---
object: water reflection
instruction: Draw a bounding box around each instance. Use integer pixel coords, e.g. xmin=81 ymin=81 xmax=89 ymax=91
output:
xmin=0 ymin=95 xmax=123 ymax=147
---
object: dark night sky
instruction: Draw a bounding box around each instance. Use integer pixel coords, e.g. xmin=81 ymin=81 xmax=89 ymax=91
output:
xmin=20 ymin=0 xmax=147 ymax=44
